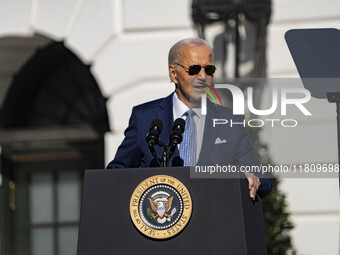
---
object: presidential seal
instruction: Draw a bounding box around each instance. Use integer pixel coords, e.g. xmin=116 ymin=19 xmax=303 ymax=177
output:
xmin=130 ymin=175 xmax=192 ymax=239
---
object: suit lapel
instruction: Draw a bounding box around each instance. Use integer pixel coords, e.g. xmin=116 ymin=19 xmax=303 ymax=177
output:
xmin=197 ymin=101 xmax=219 ymax=165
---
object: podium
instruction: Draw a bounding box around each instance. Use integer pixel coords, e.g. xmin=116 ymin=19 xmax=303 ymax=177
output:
xmin=77 ymin=167 xmax=267 ymax=254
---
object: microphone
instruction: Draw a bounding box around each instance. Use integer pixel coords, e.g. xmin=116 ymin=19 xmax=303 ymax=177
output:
xmin=146 ymin=119 xmax=163 ymax=161
xmin=146 ymin=119 xmax=163 ymax=146
xmin=168 ymin=118 xmax=185 ymax=158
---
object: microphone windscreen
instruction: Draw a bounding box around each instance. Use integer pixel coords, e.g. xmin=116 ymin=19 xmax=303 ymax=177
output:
xmin=150 ymin=119 xmax=163 ymax=132
xmin=173 ymin=118 xmax=185 ymax=133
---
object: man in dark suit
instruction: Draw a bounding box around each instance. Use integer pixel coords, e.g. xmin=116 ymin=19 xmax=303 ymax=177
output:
xmin=107 ymin=38 xmax=271 ymax=198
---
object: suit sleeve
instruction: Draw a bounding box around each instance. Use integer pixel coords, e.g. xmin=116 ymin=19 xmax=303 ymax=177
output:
xmin=106 ymin=107 xmax=141 ymax=168
xmin=234 ymin=115 xmax=272 ymax=198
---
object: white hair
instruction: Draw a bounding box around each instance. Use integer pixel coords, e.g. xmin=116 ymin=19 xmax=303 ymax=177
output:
xmin=168 ymin=38 xmax=212 ymax=65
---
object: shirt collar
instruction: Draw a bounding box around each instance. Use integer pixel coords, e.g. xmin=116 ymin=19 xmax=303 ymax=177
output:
xmin=172 ymin=92 xmax=203 ymax=120
xmin=172 ymin=92 xmax=189 ymax=121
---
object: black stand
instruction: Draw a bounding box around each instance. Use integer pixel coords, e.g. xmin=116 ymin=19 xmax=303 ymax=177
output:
xmin=148 ymin=140 xmax=170 ymax=168
xmin=158 ymin=141 xmax=169 ymax=167
xmin=327 ymin=92 xmax=340 ymax=190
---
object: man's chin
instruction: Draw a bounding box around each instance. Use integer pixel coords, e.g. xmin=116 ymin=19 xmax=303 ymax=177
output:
xmin=189 ymin=91 xmax=204 ymax=107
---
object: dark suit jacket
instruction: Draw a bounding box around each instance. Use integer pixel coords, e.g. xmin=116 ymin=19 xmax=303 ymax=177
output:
xmin=107 ymin=93 xmax=272 ymax=197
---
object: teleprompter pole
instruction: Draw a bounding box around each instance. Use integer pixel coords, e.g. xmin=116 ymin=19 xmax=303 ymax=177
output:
xmin=327 ymin=92 xmax=340 ymax=194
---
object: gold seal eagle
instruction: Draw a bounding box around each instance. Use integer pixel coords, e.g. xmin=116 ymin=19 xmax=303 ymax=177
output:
xmin=130 ymin=175 xmax=192 ymax=239
xmin=147 ymin=191 xmax=175 ymax=223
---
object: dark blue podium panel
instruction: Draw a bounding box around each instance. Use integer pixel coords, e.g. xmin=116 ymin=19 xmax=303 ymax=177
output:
xmin=77 ymin=167 xmax=267 ymax=255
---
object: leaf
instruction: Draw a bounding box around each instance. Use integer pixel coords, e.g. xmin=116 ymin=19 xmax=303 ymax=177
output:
xmin=147 ymin=208 xmax=155 ymax=220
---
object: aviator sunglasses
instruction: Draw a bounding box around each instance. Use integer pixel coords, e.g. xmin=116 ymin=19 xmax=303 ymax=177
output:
xmin=175 ymin=63 xmax=216 ymax=76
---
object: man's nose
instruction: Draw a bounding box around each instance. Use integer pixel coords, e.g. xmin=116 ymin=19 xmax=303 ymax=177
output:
xmin=197 ymin=67 xmax=207 ymax=79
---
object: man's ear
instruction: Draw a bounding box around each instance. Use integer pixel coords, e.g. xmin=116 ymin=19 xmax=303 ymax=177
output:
xmin=169 ymin=65 xmax=178 ymax=84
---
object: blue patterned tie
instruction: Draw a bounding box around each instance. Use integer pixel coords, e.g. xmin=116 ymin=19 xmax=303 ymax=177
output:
xmin=179 ymin=110 xmax=197 ymax=166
